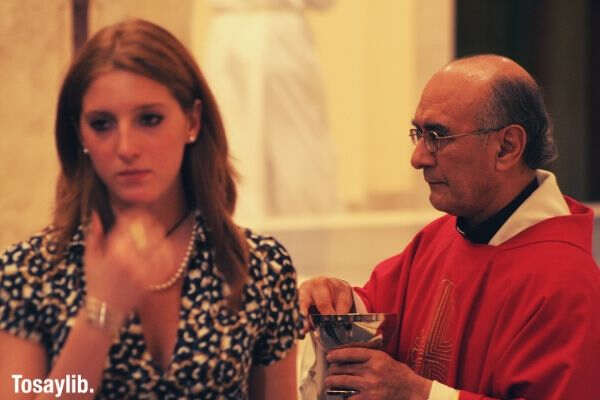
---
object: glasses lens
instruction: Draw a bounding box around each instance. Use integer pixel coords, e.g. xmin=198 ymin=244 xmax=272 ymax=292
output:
xmin=423 ymin=131 xmax=436 ymax=152
xmin=409 ymin=129 xmax=418 ymax=145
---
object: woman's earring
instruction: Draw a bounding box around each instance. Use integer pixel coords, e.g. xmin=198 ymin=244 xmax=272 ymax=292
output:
xmin=188 ymin=136 xmax=196 ymax=143
xmin=83 ymin=147 xmax=89 ymax=154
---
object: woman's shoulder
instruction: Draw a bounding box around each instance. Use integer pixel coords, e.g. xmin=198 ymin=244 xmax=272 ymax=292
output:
xmin=243 ymin=228 xmax=295 ymax=275
xmin=244 ymin=227 xmax=291 ymax=258
xmin=0 ymin=227 xmax=82 ymax=350
xmin=244 ymin=227 xmax=288 ymax=251
xmin=0 ymin=227 xmax=60 ymax=268
xmin=241 ymin=228 xmax=300 ymax=322
xmin=0 ymin=225 xmax=85 ymax=284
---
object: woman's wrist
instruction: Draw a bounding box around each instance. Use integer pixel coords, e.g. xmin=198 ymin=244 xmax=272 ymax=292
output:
xmin=82 ymin=296 xmax=125 ymax=338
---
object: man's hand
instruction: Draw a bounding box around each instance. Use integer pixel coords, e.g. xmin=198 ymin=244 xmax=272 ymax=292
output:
xmin=324 ymin=347 xmax=432 ymax=400
xmin=298 ymin=276 xmax=354 ymax=316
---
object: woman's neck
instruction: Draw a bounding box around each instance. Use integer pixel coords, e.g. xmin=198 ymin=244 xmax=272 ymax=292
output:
xmin=110 ymin=183 xmax=189 ymax=235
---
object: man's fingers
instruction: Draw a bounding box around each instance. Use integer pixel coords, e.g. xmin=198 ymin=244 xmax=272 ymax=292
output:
xmin=313 ymin=280 xmax=337 ymax=314
xmin=332 ymin=280 xmax=354 ymax=314
xmin=299 ymin=277 xmax=354 ymax=317
xmin=328 ymin=360 xmax=367 ymax=376
xmin=299 ymin=278 xmax=336 ymax=315
xmin=323 ymin=374 xmax=363 ymax=396
xmin=326 ymin=347 xmax=372 ymax=364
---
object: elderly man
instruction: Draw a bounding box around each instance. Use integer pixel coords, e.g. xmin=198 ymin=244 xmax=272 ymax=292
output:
xmin=299 ymin=54 xmax=600 ymax=400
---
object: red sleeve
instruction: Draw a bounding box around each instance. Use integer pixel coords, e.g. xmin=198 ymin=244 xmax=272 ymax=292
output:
xmin=353 ymin=286 xmax=372 ymax=312
xmin=352 ymin=231 xmax=426 ymax=358
xmin=353 ymin=229 xmax=423 ymax=314
xmin=353 ymin=217 xmax=449 ymax=315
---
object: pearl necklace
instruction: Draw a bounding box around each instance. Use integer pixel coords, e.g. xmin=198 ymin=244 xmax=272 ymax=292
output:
xmin=146 ymin=216 xmax=196 ymax=292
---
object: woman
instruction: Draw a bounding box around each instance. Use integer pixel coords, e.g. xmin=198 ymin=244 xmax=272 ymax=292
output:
xmin=0 ymin=19 xmax=302 ymax=399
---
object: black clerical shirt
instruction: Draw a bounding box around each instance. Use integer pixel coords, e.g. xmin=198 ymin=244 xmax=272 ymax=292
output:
xmin=456 ymin=178 xmax=539 ymax=244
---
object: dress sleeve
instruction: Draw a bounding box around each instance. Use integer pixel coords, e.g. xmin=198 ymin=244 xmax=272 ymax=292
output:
xmin=0 ymin=235 xmax=49 ymax=343
xmin=251 ymin=236 xmax=304 ymax=365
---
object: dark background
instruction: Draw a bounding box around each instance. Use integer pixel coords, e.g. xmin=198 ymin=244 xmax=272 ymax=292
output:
xmin=456 ymin=0 xmax=599 ymax=201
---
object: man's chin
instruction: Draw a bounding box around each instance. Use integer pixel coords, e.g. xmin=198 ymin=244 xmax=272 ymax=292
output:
xmin=428 ymin=193 xmax=454 ymax=215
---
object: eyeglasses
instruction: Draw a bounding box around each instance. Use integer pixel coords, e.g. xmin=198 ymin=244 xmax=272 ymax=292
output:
xmin=409 ymin=126 xmax=504 ymax=153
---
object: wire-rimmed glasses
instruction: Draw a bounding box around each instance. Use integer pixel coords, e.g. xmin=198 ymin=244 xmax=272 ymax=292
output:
xmin=409 ymin=126 xmax=505 ymax=153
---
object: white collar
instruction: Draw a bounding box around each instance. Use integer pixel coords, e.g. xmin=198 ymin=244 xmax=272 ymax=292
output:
xmin=488 ymin=170 xmax=570 ymax=246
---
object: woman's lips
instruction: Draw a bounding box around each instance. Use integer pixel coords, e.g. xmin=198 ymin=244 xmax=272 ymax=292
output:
xmin=117 ymin=169 xmax=151 ymax=181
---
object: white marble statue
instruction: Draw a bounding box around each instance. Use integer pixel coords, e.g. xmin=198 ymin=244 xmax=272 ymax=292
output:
xmin=201 ymin=0 xmax=339 ymax=223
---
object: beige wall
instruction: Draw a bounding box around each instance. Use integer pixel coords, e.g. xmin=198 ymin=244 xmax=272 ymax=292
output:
xmin=0 ymin=1 xmax=70 ymax=249
xmin=305 ymin=0 xmax=453 ymax=208
xmin=0 ymin=0 xmax=196 ymax=249
xmin=0 ymin=0 xmax=453 ymax=249
xmin=195 ymin=0 xmax=454 ymax=209
xmin=88 ymin=0 xmax=195 ymax=48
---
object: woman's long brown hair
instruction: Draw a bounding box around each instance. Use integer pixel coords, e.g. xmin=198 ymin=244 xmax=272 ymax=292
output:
xmin=53 ymin=19 xmax=248 ymax=308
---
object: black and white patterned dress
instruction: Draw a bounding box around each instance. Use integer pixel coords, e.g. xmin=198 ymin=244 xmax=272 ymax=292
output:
xmin=0 ymin=213 xmax=303 ymax=399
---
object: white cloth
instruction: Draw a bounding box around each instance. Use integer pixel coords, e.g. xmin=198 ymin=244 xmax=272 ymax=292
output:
xmin=428 ymin=381 xmax=459 ymax=400
xmin=201 ymin=0 xmax=339 ymax=223
xmin=489 ymin=169 xmax=570 ymax=245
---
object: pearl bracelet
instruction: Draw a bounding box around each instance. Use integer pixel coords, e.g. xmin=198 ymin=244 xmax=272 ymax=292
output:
xmin=83 ymin=296 xmax=122 ymax=337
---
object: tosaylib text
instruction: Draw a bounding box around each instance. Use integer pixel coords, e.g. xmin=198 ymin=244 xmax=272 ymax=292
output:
xmin=12 ymin=374 xmax=94 ymax=397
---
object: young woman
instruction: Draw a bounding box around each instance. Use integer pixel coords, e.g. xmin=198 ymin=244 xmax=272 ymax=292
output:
xmin=0 ymin=19 xmax=302 ymax=399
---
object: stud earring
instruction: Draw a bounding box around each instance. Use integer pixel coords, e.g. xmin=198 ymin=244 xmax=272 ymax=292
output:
xmin=82 ymin=147 xmax=89 ymax=154
xmin=188 ymin=136 xmax=196 ymax=143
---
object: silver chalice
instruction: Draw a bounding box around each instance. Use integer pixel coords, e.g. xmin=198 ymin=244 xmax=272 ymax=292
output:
xmin=310 ymin=313 xmax=398 ymax=398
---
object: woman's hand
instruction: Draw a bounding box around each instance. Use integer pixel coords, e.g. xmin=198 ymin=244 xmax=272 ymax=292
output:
xmin=84 ymin=210 xmax=173 ymax=316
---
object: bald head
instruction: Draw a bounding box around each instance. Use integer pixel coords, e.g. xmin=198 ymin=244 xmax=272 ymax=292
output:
xmin=425 ymin=54 xmax=556 ymax=169
xmin=411 ymin=54 xmax=556 ymax=221
xmin=443 ymin=54 xmax=535 ymax=86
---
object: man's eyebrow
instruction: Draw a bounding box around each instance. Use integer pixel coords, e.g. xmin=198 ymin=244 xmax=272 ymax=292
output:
xmin=411 ymin=120 xmax=449 ymax=133
xmin=423 ymin=122 xmax=449 ymax=134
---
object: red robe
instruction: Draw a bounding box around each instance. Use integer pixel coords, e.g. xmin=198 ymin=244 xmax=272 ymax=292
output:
xmin=355 ymin=196 xmax=600 ymax=399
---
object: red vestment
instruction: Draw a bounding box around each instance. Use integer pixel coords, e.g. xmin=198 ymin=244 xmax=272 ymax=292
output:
xmin=355 ymin=196 xmax=600 ymax=399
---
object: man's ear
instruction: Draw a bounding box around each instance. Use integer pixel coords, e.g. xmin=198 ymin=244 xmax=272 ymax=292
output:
xmin=495 ymin=124 xmax=527 ymax=171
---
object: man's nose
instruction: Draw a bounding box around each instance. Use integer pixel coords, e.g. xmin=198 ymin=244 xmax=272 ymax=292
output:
xmin=410 ymin=139 xmax=436 ymax=169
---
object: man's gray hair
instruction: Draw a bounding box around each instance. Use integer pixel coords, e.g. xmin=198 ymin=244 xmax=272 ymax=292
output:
xmin=480 ymin=77 xmax=558 ymax=169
